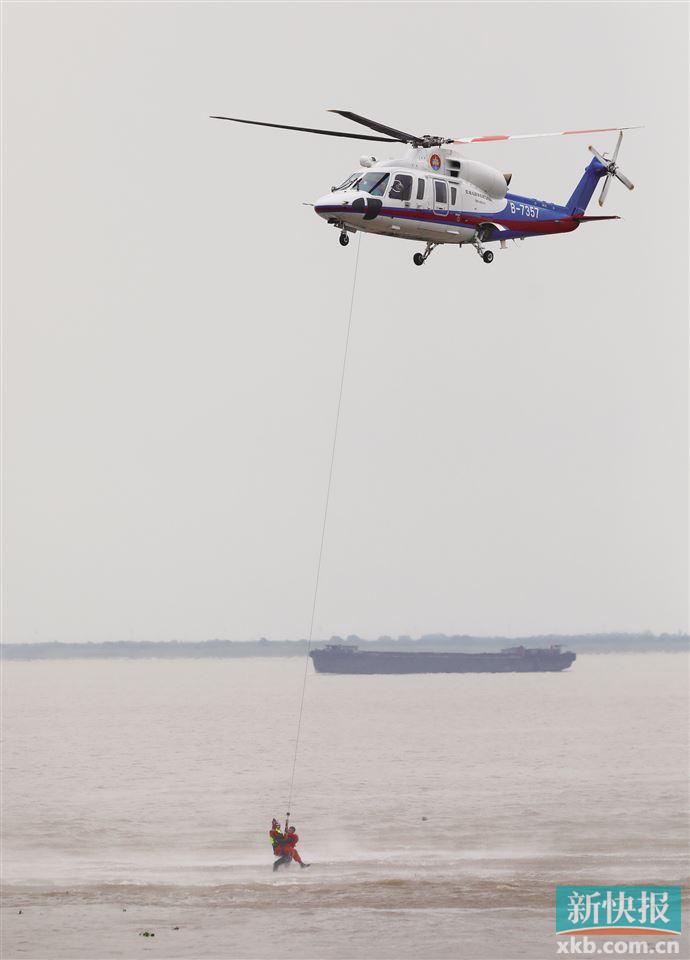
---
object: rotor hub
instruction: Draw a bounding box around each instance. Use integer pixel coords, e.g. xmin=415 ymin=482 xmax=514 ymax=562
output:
xmin=418 ymin=135 xmax=450 ymax=148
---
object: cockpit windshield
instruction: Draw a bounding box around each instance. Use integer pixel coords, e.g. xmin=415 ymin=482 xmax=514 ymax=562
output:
xmin=333 ymin=171 xmax=390 ymax=195
xmin=357 ymin=172 xmax=390 ymax=196
xmin=334 ymin=173 xmax=360 ymax=191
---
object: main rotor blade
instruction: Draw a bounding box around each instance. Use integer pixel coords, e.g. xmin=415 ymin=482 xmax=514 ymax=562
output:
xmin=329 ymin=110 xmax=422 ymax=144
xmin=210 ymin=116 xmax=402 ymax=143
xmin=452 ymin=125 xmax=643 ymax=144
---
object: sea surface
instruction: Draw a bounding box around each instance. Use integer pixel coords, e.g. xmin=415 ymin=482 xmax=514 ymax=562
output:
xmin=2 ymin=654 xmax=688 ymax=959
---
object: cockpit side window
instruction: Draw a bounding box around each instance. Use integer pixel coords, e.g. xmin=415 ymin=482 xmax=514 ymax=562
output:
xmin=388 ymin=174 xmax=413 ymax=202
xmin=358 ymin=172 xmax=390 ymax=196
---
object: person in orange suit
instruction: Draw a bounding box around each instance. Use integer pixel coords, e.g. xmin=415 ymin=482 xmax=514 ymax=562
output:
xmin=282 ymin=826 xmax=310 ymax=868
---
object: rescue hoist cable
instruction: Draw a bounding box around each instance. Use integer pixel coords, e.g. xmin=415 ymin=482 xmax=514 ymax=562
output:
xmin=285 ymin=233 xmax=362 ymax=817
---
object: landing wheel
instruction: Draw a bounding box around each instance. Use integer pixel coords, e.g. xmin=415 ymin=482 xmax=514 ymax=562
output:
xmin=482 ymin=250 xmax=494 ymax=264
xmin=339 ymin=232 xmax=350 ymax=247
xmin=413 ymin=253 xmax=425 ymax=266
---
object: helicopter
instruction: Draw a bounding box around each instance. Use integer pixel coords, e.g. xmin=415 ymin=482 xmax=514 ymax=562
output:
xmin=211 ymin=110 xmax=640 ymax=266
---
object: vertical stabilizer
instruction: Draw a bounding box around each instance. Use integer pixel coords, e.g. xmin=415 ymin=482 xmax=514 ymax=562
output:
xmin=566 ymin=157 xmax=608 ymax=215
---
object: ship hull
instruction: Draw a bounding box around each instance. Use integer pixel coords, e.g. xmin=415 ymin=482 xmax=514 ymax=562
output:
xmin=310 ymin=649 xmax=576 ymax=675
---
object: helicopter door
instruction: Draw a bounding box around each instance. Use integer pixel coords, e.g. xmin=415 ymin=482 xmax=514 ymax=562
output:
xmin=450 ymin=183 xmax=461 ymax=212
xmin=433 ymin=179 xmax=449 ymax=216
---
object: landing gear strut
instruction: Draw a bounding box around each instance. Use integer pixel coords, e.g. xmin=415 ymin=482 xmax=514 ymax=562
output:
xmin=413 ymin=243 xmax=438 ymax=266
xmin=472 ymin=235 xmax=494 ymax=264
xmin=339 ymin=232 xmax=350 ymax=247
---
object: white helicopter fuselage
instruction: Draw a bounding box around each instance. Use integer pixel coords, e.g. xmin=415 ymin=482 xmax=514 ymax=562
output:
xmin=314 ymin=146 xmax=509 ymax=245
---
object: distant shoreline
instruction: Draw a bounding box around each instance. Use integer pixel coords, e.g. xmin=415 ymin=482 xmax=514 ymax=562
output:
xmin=2 ymin=633 xmax=688 ymax=660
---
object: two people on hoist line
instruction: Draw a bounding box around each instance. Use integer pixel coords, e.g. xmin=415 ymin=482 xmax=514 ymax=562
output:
xmin=270 ymin=818 xmax=310 ymax=871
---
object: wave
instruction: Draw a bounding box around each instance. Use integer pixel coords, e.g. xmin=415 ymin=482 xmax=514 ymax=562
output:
xmin=5 ymin=874 xmax=689 ymax=913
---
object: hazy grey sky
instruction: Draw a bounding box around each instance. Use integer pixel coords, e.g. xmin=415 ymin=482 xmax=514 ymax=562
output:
xmin=3 ymin=2 xmax=688 ymax=643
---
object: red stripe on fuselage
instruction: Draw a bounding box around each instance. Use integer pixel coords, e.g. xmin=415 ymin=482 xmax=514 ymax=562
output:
xmin=315 ymin=204 xmax=580 ymax=237
xmin=380 ymin=206 xmax=579 ymax=235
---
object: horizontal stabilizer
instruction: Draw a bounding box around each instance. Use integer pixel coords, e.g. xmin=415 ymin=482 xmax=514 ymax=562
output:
xmin=576 ymin=215 xmax=621 ymax=222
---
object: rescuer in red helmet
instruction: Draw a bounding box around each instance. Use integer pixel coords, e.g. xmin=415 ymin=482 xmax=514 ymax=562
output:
xmin=283 ymin=826 xmax=310 ymax=868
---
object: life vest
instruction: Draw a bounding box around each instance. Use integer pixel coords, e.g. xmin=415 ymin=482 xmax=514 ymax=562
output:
xmin=269 ymin=828 xmax=284 ymax=853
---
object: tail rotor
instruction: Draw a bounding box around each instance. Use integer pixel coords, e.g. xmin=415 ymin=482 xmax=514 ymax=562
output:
xmin=588 ymin=131 xmax=635 ymax=206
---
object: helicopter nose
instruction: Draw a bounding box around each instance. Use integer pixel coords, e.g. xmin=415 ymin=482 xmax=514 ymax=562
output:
xmin=314 ymin=191 xmax=382 ymax=222
xmin=314 ymin=193 xmax=348 ymax=221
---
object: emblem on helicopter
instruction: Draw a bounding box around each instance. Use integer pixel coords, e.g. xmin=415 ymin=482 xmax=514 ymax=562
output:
xmin=429 ymin=153 xmax=442 ymax=170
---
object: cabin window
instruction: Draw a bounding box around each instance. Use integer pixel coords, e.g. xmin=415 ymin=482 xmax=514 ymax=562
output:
xmin=388 ymin=174 xmax=413 ymax=202
xmin=434 ymin=180 xmax=448 ymax=204
xmin=450 ymin=186 xmax=457 ymax=205
xmin=416 ymin=178 xmax=425 ymax=200
xmin=357 ymin=172 xmax=390 ymax=196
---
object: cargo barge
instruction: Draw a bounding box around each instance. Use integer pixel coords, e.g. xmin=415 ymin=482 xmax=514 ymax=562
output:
xmin=310 ymin=643 xmax=576 ymax=674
